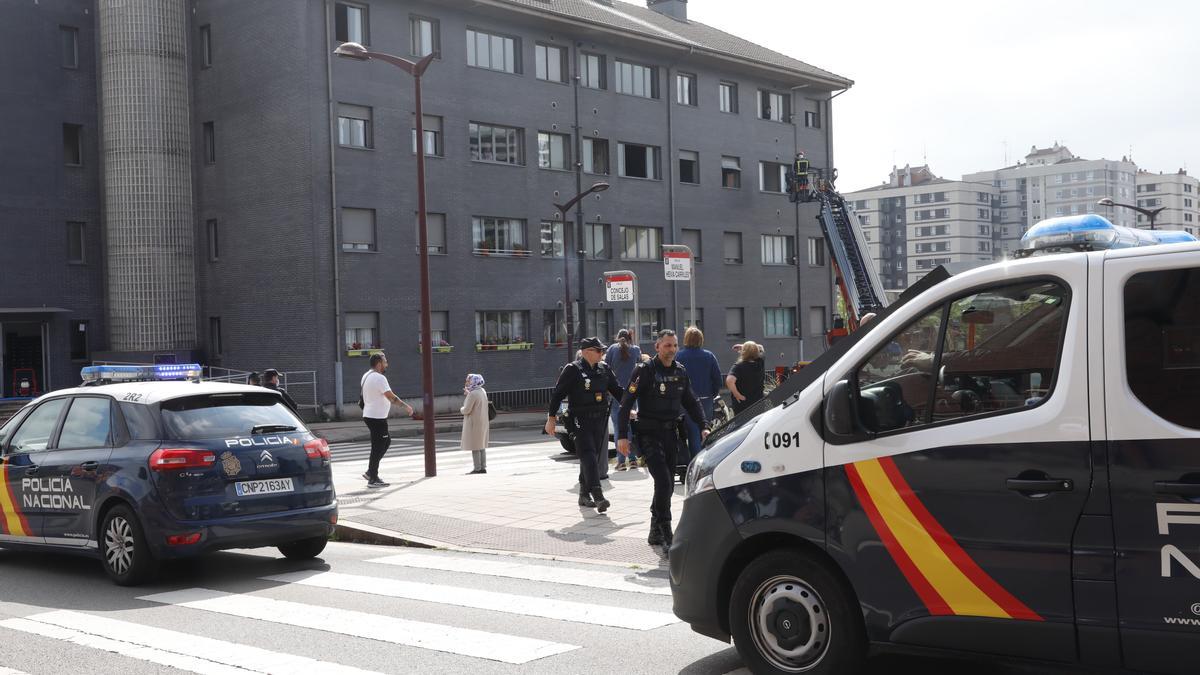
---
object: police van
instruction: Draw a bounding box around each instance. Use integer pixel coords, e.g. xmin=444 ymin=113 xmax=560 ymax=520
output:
xmin=0 ymin=364 xmax=336 ymax=585
xmin=670 ymin=215 xmax=1200 ymax=674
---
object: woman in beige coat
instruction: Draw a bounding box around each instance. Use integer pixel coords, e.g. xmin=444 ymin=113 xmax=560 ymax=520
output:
xmin=461 ymin=373 xmax=490 ymax=474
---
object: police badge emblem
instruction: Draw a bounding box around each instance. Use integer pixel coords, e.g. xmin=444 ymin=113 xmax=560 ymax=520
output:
xmin=584 ymin=378 xmax=592 ymax=390
xmin=659 ymin=382 xmax=666 ymax=393
xmin=595 ymin=393 xmax=602 ymax=402
xmin=220 ymin=451 xmax=242 ymax=477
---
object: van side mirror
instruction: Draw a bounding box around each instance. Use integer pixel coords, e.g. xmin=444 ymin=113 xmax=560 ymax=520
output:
xmin=824 ymin=379 xmax=866 ymax=443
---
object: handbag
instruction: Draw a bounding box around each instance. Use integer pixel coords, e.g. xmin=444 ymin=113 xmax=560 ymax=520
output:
xmin=487 ymin=400 xmax=497 ymax=421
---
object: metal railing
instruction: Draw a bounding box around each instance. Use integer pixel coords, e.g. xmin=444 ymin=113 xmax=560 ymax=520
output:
xmin=487 ymin=386 xmax=554 ymax=411
xmin=92 ymin=361 xmax=321 ymax=418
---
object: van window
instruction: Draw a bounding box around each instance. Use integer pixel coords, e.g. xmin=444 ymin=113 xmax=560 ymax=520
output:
xmin=1124 ymin=266 xmax=1200 ymax=429
xmin=7 ymin=399 xmax=68 ymax=453
xmin=160 ymin=393 xmax=303 ymax=441
xmin=856 ymin=305 xmax=944 ymax=431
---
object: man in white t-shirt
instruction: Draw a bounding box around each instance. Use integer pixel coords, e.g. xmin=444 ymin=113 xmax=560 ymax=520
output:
xmin=360 ymin=353 xmax=413 ymax=487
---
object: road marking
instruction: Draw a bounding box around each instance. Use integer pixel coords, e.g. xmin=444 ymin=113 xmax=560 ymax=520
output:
xmin=138 ymin=588 xmax=578 ymax=665
xmin=0 ymin=668 xmax=30 ymax=675
xmin=262 ymin=570 xmax=678 ymax=629
xmin=366 ymin=552 xmax=671 ymax=596
xmin=0 ymin=610 xmax=381 ymax=674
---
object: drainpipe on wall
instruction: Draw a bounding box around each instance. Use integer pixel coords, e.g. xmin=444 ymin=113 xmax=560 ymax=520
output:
xmin=665 ymin=63 xmax=678 ymax=335
xmin=572 ymin=42 xmax=587 ymax=340
xmin=323 ymin=0 xmax=345 ymax=419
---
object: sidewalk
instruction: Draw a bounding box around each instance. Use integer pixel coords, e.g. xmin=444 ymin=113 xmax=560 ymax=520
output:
xmin=309 ymin=410 xmax=549 ymax=444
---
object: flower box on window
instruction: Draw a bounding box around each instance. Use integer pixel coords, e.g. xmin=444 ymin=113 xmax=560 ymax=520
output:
xmin=476 ymin=341 xmax=532 ymax=352
xmin=346 ymin=347 xmax=386 ymax=357
xmin=418 ymin=344 xmax=454 ymax=354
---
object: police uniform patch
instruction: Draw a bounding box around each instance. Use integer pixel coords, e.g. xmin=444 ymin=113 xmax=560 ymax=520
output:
xmin=595 ymin=393 xmax=603 ymax=402
xmin=628 ymin=384 xmax=638 ymax=393
xmin=584 ymin=378 xmax=592 ymax=390
xmin=659 ymin=383 xmax=666 ymax=393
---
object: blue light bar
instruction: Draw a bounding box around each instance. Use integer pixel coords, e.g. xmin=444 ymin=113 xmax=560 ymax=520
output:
xmin=81 ymin=363 xmax=203 ymax=384
xmin=1017 ymin=215 xmax=1196 ymax=257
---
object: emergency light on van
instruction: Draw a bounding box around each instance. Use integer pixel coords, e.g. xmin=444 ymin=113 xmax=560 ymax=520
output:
xmin=1015 ymin=214 xmax=1197 ymax=257
xmin=81 ymin=363 xmax=204 ymax=384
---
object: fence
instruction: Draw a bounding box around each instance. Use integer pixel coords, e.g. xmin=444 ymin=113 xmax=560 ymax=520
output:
xmin=93 ymin=362 xmax=321 ymax=419
xmin=487 ymin=386 xmax=554 ymax=412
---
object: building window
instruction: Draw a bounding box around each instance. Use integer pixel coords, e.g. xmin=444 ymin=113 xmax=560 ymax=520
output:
xmin=337 ymin=104 xmax=372 ymax=148
xmin=410 ymin=114 xmax=443 ymax=157
xmin=341 ymin=207 xmax=376 ymax=251
xmin=676 ymin=72 xmax=697 ymax=106
xmin=726 ymin=308 xmax=744 ymax=338
xmin=807 ymin=237 xmax=825 ymax=266
xmin=202 ymin=121 xmax=215 ymax=164
xmin=681 ymin=228 xmax=702 ymax=262
xmin=684 ymin=307 xmax=703 ymax=330
xmin=615 ymin=59 xmax=656 ymax=98
xmin=618 ymin=142 xmax=661 ymax=180
xmin=763 ymin=307 xmax=795 ymax=337
xmin=472 ymin=216 xmax=527 ymax=255
xmin=209 ymin=317 xmax=223 ymax=356
xmin=467 ymin=28 xmax=519 ymax=74
xmin=416 ymin=212 xmax=446 ymax=254
xmin=410 ymin=16 xmax=439 ymax=57
xmin=206 ymin=219 xmax=219 ymax=261
xmin=541 ymin=309 xmax=568 ymax=346
xmin=623 ymin=308 xmax=666 ymax=342
xmin=808 ymin=307 xmax=826 ymax=336
xmin=63 ymin=124 xmax=83 ymax=166
xmin=61 ymin=26 xmax=79 ymax=68
xmin=425 ymin=311 xmax=450 ymax=347
xmin=588 ymin=309 xmax=610 ymax=341
xmin=723 ymin=231 xmax=743 ymax=264
xmin=70 ymin=320 xmax=89 ymax=361
xmin=678 ymin=149 xmax=699 ymax=184
xmin=761 ymin=234 xmax=794 ymax=265
xmin=198 ymin=25 xmax=211 ymax=68
xmin=721 ymin=156 xmax=742 ymax=188
xmin=620 ymin=225 xmax=662 ymax=261
xmin=584 ymin=222 xmax=610 ymax=259
xmin=759 ymin=161 xmax=787 ymax=193
xmin=719 ymin=81 xmax=738 ymax=113
xmin=67 ymin=221 xmax=85 ymax=263
xmin=537 ymin=131 xmax=570 ymax=170
xmin=344 ymin=312 xmax=379 ymax=350
xmin=803 ymin=100 xmax=821 ymax=128
xmin=469 ymin=122 xmax=523 ymax=165
xmin=475 ymin=311 xmax=529 ymax=347
xmin=978 ymin=224 xmax=991 ymax=235
xmin=539 ymin=220 xmax=564 ymax=257
xmin=579 ymin=52 xmax=605 ymax=89
xmin=535 ymin=43 xmax=566 ymax=82
xmin=334 ymin=3 xmax=368 ymax=44
xmin=582 ymin=138 xmax=609 ymax=175
xmin=759 ymin=90 xmax=789 ymax=122
xmin=978 ymin=241 xmax=991 ymax=252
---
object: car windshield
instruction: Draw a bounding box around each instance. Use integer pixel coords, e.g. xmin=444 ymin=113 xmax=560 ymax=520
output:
xmin=160 ymin=392 xmax=304 ymax=441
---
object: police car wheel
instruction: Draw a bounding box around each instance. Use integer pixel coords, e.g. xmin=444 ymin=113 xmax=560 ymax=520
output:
xmin=730 ymin=549 xmax=865 ymax=674
xmin=278 ymin=535 xmax=328 ymax=560
xmin=100 ymin=506 xmax=157 ymax=586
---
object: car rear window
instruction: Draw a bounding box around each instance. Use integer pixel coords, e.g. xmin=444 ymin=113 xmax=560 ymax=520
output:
xmin=160 ymin=393 xmax=304 ymax=441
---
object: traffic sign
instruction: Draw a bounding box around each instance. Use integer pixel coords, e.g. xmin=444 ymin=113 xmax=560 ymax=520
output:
xmin=605 ymin=274 xmax=634 ymax=302
xmin=663 ymin=251 xmax=692 ymax=281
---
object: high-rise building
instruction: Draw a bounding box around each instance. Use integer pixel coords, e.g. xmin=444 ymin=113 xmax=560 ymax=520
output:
xmin=1135 ymin=170 xmax=1200 ymax=235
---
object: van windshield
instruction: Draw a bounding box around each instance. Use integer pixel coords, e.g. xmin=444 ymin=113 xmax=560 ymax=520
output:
xmin=160 ymin=393 xmax=303 ymax=441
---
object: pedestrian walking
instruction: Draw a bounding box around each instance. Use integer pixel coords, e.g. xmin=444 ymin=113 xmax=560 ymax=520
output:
xmin=674 ymin=327 xmax=722 ymax=463
xmin=604 ymin=328 xmax=642 ymax=471
xmin=262 ymin=368 xmax=299 ymax=414
xmin=726 ymin=340 xmax=766 ymax=415
xmin=545 ymin=337 xmax=624 ymax=512
xmin=617 ymin=329 xmax=707 ymax=548
xmin=359 ymin=353 xmax=413 ymax=488
xmin=460 ymin=373 xmax=490 ymax=475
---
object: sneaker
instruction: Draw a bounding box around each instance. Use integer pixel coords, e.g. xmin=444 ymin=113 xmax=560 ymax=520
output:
xmin=366 ymin=478 xmax=389 ymax=488
xmin=362 ymin=472 xmax=372 ymax=481
xmin=616 ymin=462 xmax=628 ymax=471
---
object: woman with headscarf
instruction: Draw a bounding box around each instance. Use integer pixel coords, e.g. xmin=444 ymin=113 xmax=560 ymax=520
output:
xmin=460 ymin=373 xmax=490 ymax=474
xmin=726 ymin=341 xmax=766 ymax=415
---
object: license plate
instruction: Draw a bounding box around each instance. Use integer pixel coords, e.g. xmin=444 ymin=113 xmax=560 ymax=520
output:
xmin=235 ymin=477 xmax=295 ymax=496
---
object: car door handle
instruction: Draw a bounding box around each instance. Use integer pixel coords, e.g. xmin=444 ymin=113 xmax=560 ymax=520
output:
xmin=1006 ymin=478 xmax=1073 ymax=492
xmin=1154 ymin=481 xmax=1200 ymax=497
xmin=78 ymin=461 xmax=99 ymax=471
xmin=24 ymin=465 xmax=39 ymax=476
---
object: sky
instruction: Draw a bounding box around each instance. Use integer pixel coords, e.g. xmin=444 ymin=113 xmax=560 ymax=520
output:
xmin=677 ymin=0 xmax=1200 ymax=191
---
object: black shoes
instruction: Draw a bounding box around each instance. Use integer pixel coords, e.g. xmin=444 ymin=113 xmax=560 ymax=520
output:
xmin=366 ymin=478 xmax=389 ymax=488
xmin=647 ymin=519 xmax=673 ymax=547
xmin=591 ymin=489 xmax=610 ymax=514
xmin=578 ymin=488 xmax=596 ymax=508
xmin=467 ymin=469 xmax=487 ymax=475
xmin=659 ymin=521 xmax=674 ymax=548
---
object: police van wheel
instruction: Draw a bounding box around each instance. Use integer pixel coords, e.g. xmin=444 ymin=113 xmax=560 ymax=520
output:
xmin=730 ymin=549 xmax=866 ymax=674
xmin=278 ymin=535 xmax=328 ymax=560
xmin=101 ymin=506 xmax=158 ymax=586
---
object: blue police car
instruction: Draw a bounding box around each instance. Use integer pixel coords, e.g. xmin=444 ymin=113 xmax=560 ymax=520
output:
xmin=0 ymin=364 xmax=336 ymax=585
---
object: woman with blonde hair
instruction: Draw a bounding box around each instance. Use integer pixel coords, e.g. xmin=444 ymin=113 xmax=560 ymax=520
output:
xmin=726 ymin=341 xmax=766 ymax=415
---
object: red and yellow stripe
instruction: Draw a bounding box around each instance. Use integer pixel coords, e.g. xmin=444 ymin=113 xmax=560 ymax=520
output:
xmin=845 ymin=456 xmax=1041 ymax=621
xmin=0 ymin=462 xmax=33 ymax=537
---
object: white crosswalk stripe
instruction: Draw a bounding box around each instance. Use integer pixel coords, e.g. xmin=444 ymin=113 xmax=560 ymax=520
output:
xmin=0 ymin=610 xmax=382 ymax=674
xmin=0 ymin=667 xmax=30 ymax=675
xmin=138 ymin=587 xmax=580 ymax=665
xmin=262 ymin=570 xmax=679 ymax=629
xmin=367 ymin=551 xmax=671 ymax=596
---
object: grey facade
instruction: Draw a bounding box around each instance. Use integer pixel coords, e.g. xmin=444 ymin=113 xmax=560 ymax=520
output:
xmin=1 ymin=0 xmax=849 ymax=406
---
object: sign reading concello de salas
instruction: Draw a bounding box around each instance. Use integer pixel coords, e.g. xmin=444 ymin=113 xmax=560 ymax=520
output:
xmin=663 ymin=251 xmax=692 ymax=281
xmin=605 ymin=274 xmax=634 ymax=302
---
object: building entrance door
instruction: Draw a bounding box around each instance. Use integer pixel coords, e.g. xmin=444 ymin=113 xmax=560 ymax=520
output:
xmin=2 ymin=322 xmax=46 ymax=398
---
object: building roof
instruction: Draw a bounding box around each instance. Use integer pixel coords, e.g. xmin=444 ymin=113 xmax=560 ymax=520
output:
xmin=848 ymin=177 xmax=962 ymax=194
xmin=486 ymin=0 xmax=852 ymax=87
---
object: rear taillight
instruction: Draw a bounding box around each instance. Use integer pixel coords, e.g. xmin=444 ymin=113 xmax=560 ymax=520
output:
xmin=166 ymin=532 xmax=202 ymax=546
xmin=149 ymin=448 xmax=217 ymax=471
xmin=305 ymin=438 xmax=331 ymax=460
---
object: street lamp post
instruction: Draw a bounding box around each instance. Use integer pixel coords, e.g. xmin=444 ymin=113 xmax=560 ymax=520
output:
xmin=1097 ymin=197 xmax=1166 ymax=230
xmin=554 ymin=182 xmax=610 ymax=361
xmin=334 ymin=42 xmax=440 ymax=477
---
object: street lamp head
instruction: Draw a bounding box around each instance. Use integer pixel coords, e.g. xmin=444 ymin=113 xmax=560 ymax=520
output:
xmin=1097 ymin=197 xmax=1115 ymax=207
xmin=589 ymin=182 xmax=611 ymax=194
xmin=333 ymin=42 xmax=370 ymax=60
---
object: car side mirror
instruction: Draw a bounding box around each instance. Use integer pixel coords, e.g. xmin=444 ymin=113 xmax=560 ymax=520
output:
xmin=824 ymin=379 xmax=867 ymax=443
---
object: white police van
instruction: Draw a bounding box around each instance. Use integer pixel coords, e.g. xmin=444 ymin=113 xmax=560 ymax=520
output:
xmin=670 ymin=215 xmax=1200 ymax=674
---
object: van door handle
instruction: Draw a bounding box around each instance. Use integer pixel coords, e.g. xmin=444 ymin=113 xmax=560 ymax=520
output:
xmin=24 ymin=465 xmax=39 ymax=476
xmin=1154 ymin=481 xmax=1200 ymax=497
xmin=1006 ymin=478 xmax=1073 ymax=492
xmin=79 ymin=461 xmax=99 ymax=471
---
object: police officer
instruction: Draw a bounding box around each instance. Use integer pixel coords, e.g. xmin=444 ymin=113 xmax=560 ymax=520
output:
xmin=617 ymin=329 xmax=707 ymax=548
xmin=545 ymin=337 xmax=625 ymax=512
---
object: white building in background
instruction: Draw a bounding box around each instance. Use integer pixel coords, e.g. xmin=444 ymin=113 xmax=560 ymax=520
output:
xmin=1135 ymin=170 xmax=1200 ymax=236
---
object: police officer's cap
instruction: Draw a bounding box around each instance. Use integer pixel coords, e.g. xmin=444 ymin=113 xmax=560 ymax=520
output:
xmin=578 ymin=337 xmax=606 ymax=351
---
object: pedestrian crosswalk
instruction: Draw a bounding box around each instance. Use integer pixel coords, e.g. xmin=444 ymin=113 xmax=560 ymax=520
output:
xmin=0 ymin=546 xmax=680 ymax=674
xmin=330 ymin=438 xmax=525 ymax=465
xmin=331 ymin=440 xmax=566 ymax=475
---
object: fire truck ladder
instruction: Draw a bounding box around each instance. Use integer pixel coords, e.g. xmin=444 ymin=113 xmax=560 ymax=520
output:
xmin=813 ymin=188 xmax=887 ymax=330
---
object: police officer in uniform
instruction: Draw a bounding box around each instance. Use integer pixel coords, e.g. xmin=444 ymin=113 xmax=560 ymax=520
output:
xmin=545 ymin=337 xmax=625 ymax=512
xmin=617 ymin=329 xmax=707 ymax=547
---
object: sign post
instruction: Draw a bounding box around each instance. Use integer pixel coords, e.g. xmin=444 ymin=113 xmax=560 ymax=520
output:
xmin=662 ymin=245 xmax=695 ymax=332
xmin=603 ymin=270 xmax=638 ymax=345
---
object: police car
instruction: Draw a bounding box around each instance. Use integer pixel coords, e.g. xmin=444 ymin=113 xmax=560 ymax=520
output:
xmin=670 ymin=216 xmax=1200 ymax=674
xmin=0 ymin=364 xmax=336 ymax=585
